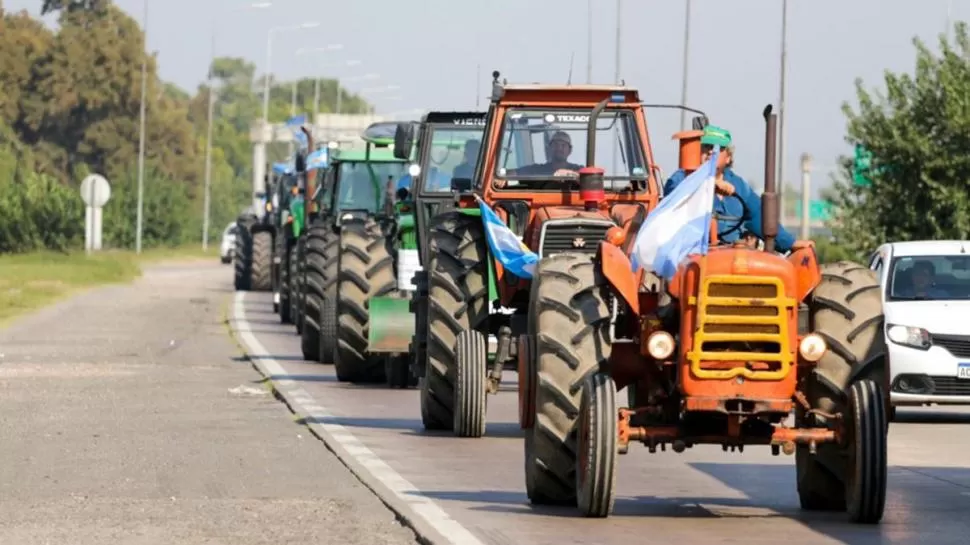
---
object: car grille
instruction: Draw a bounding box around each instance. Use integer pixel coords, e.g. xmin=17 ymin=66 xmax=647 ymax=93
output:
xmin=932 ymin=333 xmax=970 ymax=358
xmin=927 ymin=376 xmax=970 ymax=396
xmin=538 ymin=220 xmax=613 ymax=258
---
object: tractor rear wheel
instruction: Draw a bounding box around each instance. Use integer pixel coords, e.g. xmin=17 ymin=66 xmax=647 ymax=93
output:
xmin=233 ymin=226 xmax=252 ymax=291
xmin=525 ymin=253 xmax=612 ymax=506
xmin=302 ymin=226 xmax=330 ymax=361
xmin=453 ymin=330 xmax=488 ymax=437
xmin=279 ymin=242 xmax=292 ymax=324
xmin=251 ymin=231 xmax=272 ymax=291
xmin=319 ymin=229 xmax=340 ymax=363
xmin=797 ymin=261 xmax=887 ymax=522
xmin=333 ymin=221 xmax=395 ymax=383
xmin=288 ymin=240 xmax=300 ymax=329
xmin=421 ymin=212 xmax=488 ymax=431
xmin=293 ymin=237 xmax=306 ymax=335
xmin=576 ymin=372 xmax=618 ymax=518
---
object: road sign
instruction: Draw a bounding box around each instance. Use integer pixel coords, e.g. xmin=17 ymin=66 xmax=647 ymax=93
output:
xmin=794 ymin=199 xmax=833 ymax=222
xmin=80 ymin=174 xmax=111 ymax=253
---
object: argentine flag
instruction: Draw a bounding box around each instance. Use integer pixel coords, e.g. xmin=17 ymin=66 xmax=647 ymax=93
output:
xmin=306 ymin=148 xmax=328 ymax=170
xmin=272 ymin=162 xmax=293 ymax=175
xmin=479 ymin=200 xmax=539 ymax=279
xmin=630 ymin=146 xmax=720 ymax=280
xmin=287 ymin=114 xmax=308 ymax=149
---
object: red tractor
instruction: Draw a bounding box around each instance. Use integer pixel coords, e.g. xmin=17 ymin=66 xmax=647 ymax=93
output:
xmin=520 ymin=105 xmax=889 ymax=524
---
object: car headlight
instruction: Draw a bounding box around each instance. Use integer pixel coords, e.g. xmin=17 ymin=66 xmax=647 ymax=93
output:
xmin=886 ymin=324 xmax=931 ymax=350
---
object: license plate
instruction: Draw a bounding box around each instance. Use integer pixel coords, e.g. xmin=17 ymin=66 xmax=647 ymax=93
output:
xmin=958 ymin=364 xmax=970 ymax=380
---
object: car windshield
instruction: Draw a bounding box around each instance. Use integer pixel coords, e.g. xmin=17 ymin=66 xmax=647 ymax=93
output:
xmin=419 ymin=124 xmax=486 ymax=194
xmin=887 ymin=254 xmax=970 ymax=301
xmin=493 ymin=108 xmax=647 ymax=191
xmin=336 ymin=161 xmax=407 ymax=212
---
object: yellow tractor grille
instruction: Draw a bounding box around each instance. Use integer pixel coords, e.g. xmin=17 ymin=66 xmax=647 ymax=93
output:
xmin=687 ymin=275 xmax=796 ymax=380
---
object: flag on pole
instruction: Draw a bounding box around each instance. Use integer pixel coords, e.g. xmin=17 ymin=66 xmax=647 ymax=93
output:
xmin=630 ymin=146 xmax=720 ymax=280
xmin=479 ymin=200 xmax=538 ymax=279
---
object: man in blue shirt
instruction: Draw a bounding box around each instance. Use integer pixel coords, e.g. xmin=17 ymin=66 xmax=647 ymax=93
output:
xmin=663 ymin=125 xmax=796 ymax=253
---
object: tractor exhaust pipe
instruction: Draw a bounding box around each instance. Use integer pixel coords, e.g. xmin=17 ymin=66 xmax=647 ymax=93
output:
xmin=579 ymin=98 xmax=610 ymax=211
xmin=301 ymin=126 xmax=315 ymax=230
xmin=761 ymin=105 xmax=779 ymax=253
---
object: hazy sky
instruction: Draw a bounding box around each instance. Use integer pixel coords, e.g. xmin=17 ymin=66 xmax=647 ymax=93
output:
xmin=5 ymin=0 xmax=963 ymax=197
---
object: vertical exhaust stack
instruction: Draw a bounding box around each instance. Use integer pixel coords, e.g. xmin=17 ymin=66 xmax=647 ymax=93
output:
xmin=762 ymin=105 xmax=779 ymax=253
xmin=578 ymin=98 xmax=611 ymax=211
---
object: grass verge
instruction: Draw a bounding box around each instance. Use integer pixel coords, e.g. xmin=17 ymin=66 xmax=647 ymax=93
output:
xmin=0 ymin=244 xmax=222 ymax=324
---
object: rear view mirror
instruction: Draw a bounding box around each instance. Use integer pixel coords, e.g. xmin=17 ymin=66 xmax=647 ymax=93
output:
xmin=294 ymin=153 xmax=306 ymax=173
xmin=451 ymin=177 xmax=472 ymax=192
xmin=393 ymin=123 xmax=415 ymax=160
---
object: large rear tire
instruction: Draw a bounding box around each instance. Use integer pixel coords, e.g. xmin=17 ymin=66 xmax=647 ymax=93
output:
xmin=251 ymin=231 xmax=272 ymax=291
xmin=333 ymin=221 xmax=396 ymax=383
xmin=525 ymin=253 xmax=612 ymax=506
xmin=421 ymin=212 xmax=488 ymax=431
xmin=302 ymin=226 xmax=330 ymax=361
xmin=797 ymin=261 xmax=887 ymax=522
xmin=319 ymin=229 xmax=340 ymax=363
xmin=279 ymin=241 xmax=292 ymax=324
xmin=293 ymin=237 xmax=306 ymax=335
xmin=233 ymin=225 xmax=252 ymax=291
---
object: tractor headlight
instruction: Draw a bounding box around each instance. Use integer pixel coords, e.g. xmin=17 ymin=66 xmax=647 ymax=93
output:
xmin=646 ymin=331 xmax=675 ymax=360
xmin=886 ymin=324 xmax=931 ymax=350
xmin=798 ymin=334 xmax=827 ymax=362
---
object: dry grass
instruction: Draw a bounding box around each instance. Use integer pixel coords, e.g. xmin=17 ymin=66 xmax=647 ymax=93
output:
xmin=0 ymin=244 xmax=217 ymax=324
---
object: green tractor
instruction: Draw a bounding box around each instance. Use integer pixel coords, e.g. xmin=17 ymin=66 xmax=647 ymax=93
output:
xmin=271 ymin=155 xmax=310 ymax=324
xmin=368 ymin=112 xmax=488 ymax=392
xmin=295 ymin=123 xmax=410 ymax=384
xmin=234 ymin=164 xmax=284 ymax=293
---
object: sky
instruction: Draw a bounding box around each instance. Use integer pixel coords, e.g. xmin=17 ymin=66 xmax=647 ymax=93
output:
xmin=4 ymin=0 xmax=964 ymax=198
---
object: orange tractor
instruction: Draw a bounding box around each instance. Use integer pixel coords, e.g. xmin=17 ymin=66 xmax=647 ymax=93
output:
xmin=520 ymin=104 xmax=889 ymax=523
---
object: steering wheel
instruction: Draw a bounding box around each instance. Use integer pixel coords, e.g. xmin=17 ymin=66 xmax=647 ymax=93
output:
xmin=712 ymin=193 xmax=748 ymax=242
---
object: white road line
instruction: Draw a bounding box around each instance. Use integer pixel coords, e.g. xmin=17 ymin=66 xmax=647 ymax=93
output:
xmin=231 ymin=292 xmax=486 ymax=545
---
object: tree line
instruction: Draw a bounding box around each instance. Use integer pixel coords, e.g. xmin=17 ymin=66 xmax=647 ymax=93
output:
xmin=0 ymin=0 xmax=372 ymax=252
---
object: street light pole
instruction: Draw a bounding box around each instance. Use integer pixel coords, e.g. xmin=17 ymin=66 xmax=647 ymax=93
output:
xmin=135 ymin=0 xmax=148 ymax=254
xmin=679 ymin=0 xmax=692 ymax=130
xmin=778 ymin=0 xmax=789 ymax=227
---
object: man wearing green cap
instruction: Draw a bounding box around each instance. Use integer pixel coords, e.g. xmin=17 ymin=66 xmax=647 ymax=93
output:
xmin=663 ymin=125 xmax=795 ymax=252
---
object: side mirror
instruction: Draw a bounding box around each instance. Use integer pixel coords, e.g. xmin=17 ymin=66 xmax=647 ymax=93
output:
xmin=393 ymin=123 xmax=415 ymax=160
xmin=691 ymin=115 xmax=709 ymax=130
xmin=396 ymin=187 xmax=410 ymax=201
xmin=294 ymin=153 xmax=306 ymax=173
xmin=451 ymin=177 xmax=472 ymax=192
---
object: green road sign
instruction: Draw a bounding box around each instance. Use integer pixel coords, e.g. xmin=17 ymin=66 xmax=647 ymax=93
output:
xmin=853 ymin=144 xmax=873 ymax=186
xmin=794 ymin=199 xmax=833 ymax=222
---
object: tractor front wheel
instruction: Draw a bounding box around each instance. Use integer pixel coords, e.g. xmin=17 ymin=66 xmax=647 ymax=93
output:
xmin=525 ymin=253 xmax=612 ymax=506
xmin=797 ymin=261 xmax=887 ymax=523
xmin=233 ymin=225 xmax=253 ymax=291
xmin=279 ymin=242 xmax=292 ymax=324
xmin=302 ymin=226 xmax=330 ymax=361
xmin=576 ymin=372 xmax=618 ymax=518
xmin=453 ymin=330 xmax=488 ymax=438
xmin=250 ymin=231 xmax=272 ymax=291
xmin=385 ymin=355 xmax=417 ymax=389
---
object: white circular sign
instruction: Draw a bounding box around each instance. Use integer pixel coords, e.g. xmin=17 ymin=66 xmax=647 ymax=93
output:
xmin=80 ymin=174 xmax=111 ymax=207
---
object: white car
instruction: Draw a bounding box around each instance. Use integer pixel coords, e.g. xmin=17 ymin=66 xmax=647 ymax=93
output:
xmin=220 ymin=222 xmax=238 ymax=264
xmin=868 ymin=240 xmax=970 ymax=416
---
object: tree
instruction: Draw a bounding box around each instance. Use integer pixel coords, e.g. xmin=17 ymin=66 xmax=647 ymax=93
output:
xmin=830 ymin=22 xmax=970 ymax=260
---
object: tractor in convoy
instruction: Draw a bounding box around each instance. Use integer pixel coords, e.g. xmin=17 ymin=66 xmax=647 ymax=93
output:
xmin=434 ymin=71 xmax=890 ymax=524
xmin=270 ymin=155 xmax=307 ymax=324
xmin=294 ymin=122 xmax=410 ymax=384
xmin=234 ymin=163 xmax=286 ymax=293
xmin=370 ymin=112 xmax=489 ymax=391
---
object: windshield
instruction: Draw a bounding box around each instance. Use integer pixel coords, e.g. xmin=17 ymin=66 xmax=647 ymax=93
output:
xmin=336 ymin=161 xmax=407 ymax=213
xmin=493 ymin=108 xmax=647 ymax=191
xmin=887 ymin=254 xmax=970 ymax=301
xmin=419 ymin=125 xmax=485 ymax=194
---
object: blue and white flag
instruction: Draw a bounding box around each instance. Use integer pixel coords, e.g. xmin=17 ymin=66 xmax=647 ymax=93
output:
xmin=287 ymin=115 xmax=309 ymax=149
xmin=306 ymin=148 xmax=328 ymax=170
xmin=479 ymin=200 xmax=539 ymax=279
xmin=630 ymin=147 xmax=720 ymax=280
xmin=272 ymin=162 xmax=293 ymax=175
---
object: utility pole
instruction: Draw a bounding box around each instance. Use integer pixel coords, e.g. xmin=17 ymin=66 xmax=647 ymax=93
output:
xmin=475 ymin=64 xmax=481 ymax=109
xmin=611 ymin=0 xmax=621 ymax=171
xmin=587 ymin=0 xmax=593 ymax=83
xmin=202 ymin=29 xmax=216 ymax=252
xmin=135 ymin=0 xmax=148 ymax=254
xmin=800 ymin=153 xmax=812 ymax=240
xmin=289 ymin=80 xmax=297 ymax=155
xmin=679 ymin=0 xmax=692 ymax=130
xmin=778 ymin=0 xmax=789 ymax=228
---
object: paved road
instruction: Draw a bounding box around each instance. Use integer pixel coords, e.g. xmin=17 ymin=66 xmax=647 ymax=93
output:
xmin=234 ymin=288 xmax=970 ymax=545
xmin=0 ymin=261 xmax=417 ymax=545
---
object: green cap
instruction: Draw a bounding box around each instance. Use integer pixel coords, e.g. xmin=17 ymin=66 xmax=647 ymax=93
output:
xmin=700 ymin=125 xmax=732 ymax=147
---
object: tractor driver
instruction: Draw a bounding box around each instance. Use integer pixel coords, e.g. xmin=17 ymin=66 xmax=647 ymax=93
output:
xmin=494 ymin=130 xmax=583 ymax=188
xmin=663 ymin=125 xmax=796 ymax=253
xmin=452 ymin=139 xmax=481 ymax=180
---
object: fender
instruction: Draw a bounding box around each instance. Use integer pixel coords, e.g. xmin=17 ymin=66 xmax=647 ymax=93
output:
xmin=787 ymin=241 xmax=822 ymax=302
xmin=598 ymin=241 xmax=639 ymax=315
